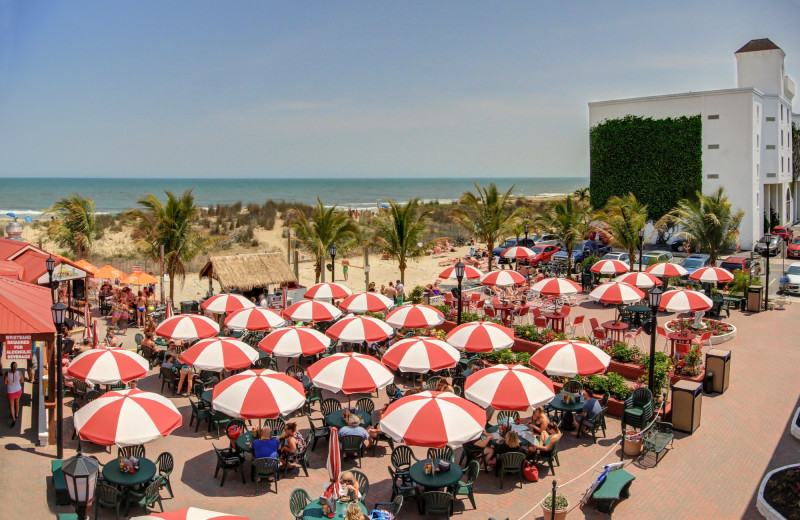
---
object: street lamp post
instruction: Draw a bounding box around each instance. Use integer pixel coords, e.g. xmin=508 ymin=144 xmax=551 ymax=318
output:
xmin=329 ymin=244 xmax=338 ymax=284
xmin=46 ymin=256 xmax=56 ymax=304
xmin=524 ymin=224 xmax=529 ymax=246
xmin=762 ymin=233 xmax=771 ymax=311
xmin=638 ymin=228 xmax=645 ymax=272
xmin=646 ymin=286 xmax=663 ymax=397
xmin=52 ymin=300 xmax=67 ymax=459
xmin=62 ymin=452 xmax=100 ymax=520
xmin=455 ymin=262 xmax=465 ymax=325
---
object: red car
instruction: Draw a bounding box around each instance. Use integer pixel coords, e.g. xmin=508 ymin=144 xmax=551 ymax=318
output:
xmin=787 ymin=237 xmax=800 ymax=259
xmin=771 ymin=226 xmax=793 ymax=241
xmin=719 ymin=256 xmax=760 ymax=276
xmin=521 ymin=245 xmax=560 ymax=266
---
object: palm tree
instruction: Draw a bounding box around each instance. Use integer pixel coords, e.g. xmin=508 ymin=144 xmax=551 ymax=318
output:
xmin=287 ymin=198 xmax=359 ymax=283
xmin=573 ymin=187 xmax=591 ymax=204
xmin=534 ymin=196 xmax=591 ymax=273
xmin=372 ymin=199 xmax=436 ymax=285
xmin=126 ymin=190 xmax=213 ymax=302
xmin=664 ymin=187 xmax=744 ymax=264
xmin=451 ymin=183 xmax=521 ymax=271
xmin=594 ymin=193 xmax=648 ymax=266
xmin=42 ymin=193 xmax=98 ymax=258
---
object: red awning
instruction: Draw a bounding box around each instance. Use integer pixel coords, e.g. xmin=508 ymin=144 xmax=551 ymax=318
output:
xmin=0 ymin=260 xmax=24 ymax=280
xmin=0 ymin=278 xmax=57 ymax=335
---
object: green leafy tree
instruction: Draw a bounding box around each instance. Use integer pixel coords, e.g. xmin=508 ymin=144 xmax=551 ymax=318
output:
xmin=372 ymin=199 xmax=436 ymax=285
xmin=534 ymin=195 xmax=591 ymax=272
xmin=126 ymin=190 xmax=213 ymax=302
xmin=594 ymin=193 xmax=648 ymax=266
xmin=573 ymin=187 xmax=590 ymax=204
xmin=287 ymin=198 xmax=359 ymax=283
xmin=42 ymin=193 xmax=98 ymax=258
xmin=664 ymin=187 xmax=744 ymax=264
xmin=451 ymin=183 xmax=521 ymax=271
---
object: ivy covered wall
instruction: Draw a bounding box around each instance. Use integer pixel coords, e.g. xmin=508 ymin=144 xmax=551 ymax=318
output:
xmin=590 ymin=115 xmax=702 ymax=219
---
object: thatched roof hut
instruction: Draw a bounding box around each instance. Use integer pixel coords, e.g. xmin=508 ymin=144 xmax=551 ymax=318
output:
xmin=199 ymin=253 xmax=296 ymax=292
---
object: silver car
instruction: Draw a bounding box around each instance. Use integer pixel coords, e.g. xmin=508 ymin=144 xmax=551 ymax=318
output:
xmin=784 ymin=263 xmax=800 ymax=294
xmin=641 ymin=250 xmax=674 ymax=265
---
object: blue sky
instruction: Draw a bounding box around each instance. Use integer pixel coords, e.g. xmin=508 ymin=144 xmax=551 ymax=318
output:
xmin=0 ymin=0 xmax=798 ymax=178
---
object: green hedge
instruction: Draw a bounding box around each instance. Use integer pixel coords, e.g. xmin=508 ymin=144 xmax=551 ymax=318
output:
xmin=590 ymin=115 xmax=702 ymax=219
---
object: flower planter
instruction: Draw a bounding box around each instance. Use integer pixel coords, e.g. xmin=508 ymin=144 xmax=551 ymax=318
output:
xmin=607 ymin=360 xmax=645 ymax=381
xmin=542 ymin=506 xmax=568 ymax=520
xmin=623 ymin=439 xmax=643 ymax=456
xmin=512 ymin=338 xmax=543 ymax=354
xmin=670 ymin=369 xmax=705 ymax=386
xmin=791 ymin=408 xmax=800 ymax=441
xmin=664 ymin=319 xmax=737 ymax=345
xmin=757 ymin=465 xmax=799 ymax=520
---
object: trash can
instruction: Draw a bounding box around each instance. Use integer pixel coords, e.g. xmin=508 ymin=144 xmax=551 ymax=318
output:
xmin=181 ymin=300 xmax=199 ymax=314
xmin=703 ymin=371 xmax=714 ymax=394
xmin=705 ymin=349 xmax=731 ymax=394
xmin=671 ymin=380 xmax=702 ymax=434
xmin=746 ymin=285 xmax=763 ymax=312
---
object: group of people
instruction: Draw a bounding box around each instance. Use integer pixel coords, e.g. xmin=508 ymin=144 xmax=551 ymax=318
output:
xmin=249 ymin=421 xmax=307 ymax=471
xmin=100 ymin=280 xmax=159 ymax=330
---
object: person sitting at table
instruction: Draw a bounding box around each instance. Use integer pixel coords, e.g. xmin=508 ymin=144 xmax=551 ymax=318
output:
xmin=75 ymin=338 xmax=93 ymax=355
xmin=573 ymin=391 xmax=602 ymax=436
xmin=344 ymin=502 xmax=367 ymax=520
xmin=161 ymin=354 xmax=178 ymax=371
xmin=483 ymin=430 xmax=524 ymax=470
xmin=105 ymin=330 xmax=119 ymax=348
xmin=527 ymin=406 xmax=550 ymax=434
xmin=339 ymin=471 xmax=361 ymax=501
xmin=278 ymin=422 xmax=306 ymax=469
xmin=144 ymin=315 xmax=156 ymax=336
xmin=141 ymin=332 xmax=156 ymax=351
xmin=339 ymin=414 xmax=373 ymax=455
xmin=529 ymin=422 xmax=561 ymax=459
xmin=435 ymin=379 xmax=449 ymax=391
xmin=252 ymin=427 xmax=280 ymax=459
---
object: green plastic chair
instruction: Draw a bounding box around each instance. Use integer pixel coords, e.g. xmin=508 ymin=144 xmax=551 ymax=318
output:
xmin=426 ymin=445 xmax=455 ymax=462
xmin=320 ymin=398 xmax=342 ymax=417
xmin=308 ymin=416 xmax=330 ymax=451
xmin=355 ymin=397 xmax=375 ymax=415
xmin=453 ymin=460 xmax=480 ymax=511
xmin=154 ymin=452 xmax=174 ymax=499
xmin=289 ymin=488 xmax=312 ymax=520
xmin=374 ymin=495 xmax=404 ymax=516
xmin=126 ymin=476 xmax=164 ymax=516
xmin=251 ymin=457 xmax=281 ymax=495
xmin=497 ymin=452 xmax=526 ymax=490
xmin=496 ymin=410 xmax=520 ymax=423
xmin=94 ymin=483 xmax=123 ymax=520
xmin=422 ymin=490 xmax=453 ymax=518
xmin=210 ymin=411 xmax=233 ymax=439
xmin=340 ymin=435 xmax=366 ymax=467
xmin=351 ymin=470 xmax=369 ymax=504
xmin=189 ymin=398 xmax=212 ymax=432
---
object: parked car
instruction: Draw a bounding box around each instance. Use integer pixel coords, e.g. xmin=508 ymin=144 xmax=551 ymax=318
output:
xmin=520 ymin=245 xmax=560 ymax=266
xmin=771 ymin=226 xmax=793 ymax=241
xmin=681 ymin=254 xmax=712 ymax=277
xmin=787 ymin=237 xmax=800 ymax=259
xmin=552 ymin=240 xmax=612 ymax=267
xmin=670 ymin=237 xmax=690 ymax=252
xmin=535 ymin=234 xmax=564 ymax=247
xmin=602 ymin=252 xmax=630 ymax=265
xmin=493 ymin=237 xmax=537 ymax=264
xmin=719 ymin=256 xmax=760 ymax=276
xmin=783 ymin=262 xmax=800 ymax=295
xmin=640 ymin=250 xmax=674 ymax=265
xmin=755 ymin=235 xmax=782 ymax=257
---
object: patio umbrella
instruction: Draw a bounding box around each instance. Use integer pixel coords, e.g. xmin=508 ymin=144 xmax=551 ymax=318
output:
xmin=210 ymin=369 xmax=305 ymax=420
xmin=120 ymin=271 xmax=158 ymax=286
xmin=304 ymin=282 xmax=352 ymax=301
xmin=224 ymin=307 xmax=286 ymax=331
xmin=130 ymin=508 xmax=250 ymax=520
xmin=385 ymin=304 xmax=445 ymax=329
xmin=283 ymin=300 xmax=342 ymax=323
xmin=381 ymin=337 xmax=460 ymax=374
xmin=464 ymin=364 xmax=556 ymax=411
xmin=530 ymin=277 xmax=582 ymax=296
xmin=529 ymin=340 xmax=611 ymax=377
xmin=165 ymin=299 xmax=174 ymax=319
xmin=66 ymin=348 xmax=149 ymax=385
xmin=181 ymin=338 xmax=260 ymax=372
xmin=480 ymin=270 xmax=526 ymax=287
xmin=338 ymin=292 xmax=395 ymax=314
xmin=658 ymin=289 xmax=713 ymax=312
xmin=94 ymin=264 xmax=126 ymax=280
xmin=257 ymin=327 xmax=330 ymax=358
xmin=73 ymin=388 xmax=182 ymax=446
xmin=439 ymin=264 xmax=483 ymax=280
xmin=587 ymin=282 xmax=645 ymax=305
xmin=591 ymin=259 xmax=630 ymax=275
xmin=201 ymin=293 xmax=255 ymax=314
xmin=689 ymin=266 xmax=734 ymax=284
xmin=326 ymin=427 xmax=342 ymax=498
xmin=379 ymin=391 xmax=485 ymax=448
xmin=445 ymin=321 xmax=515 ymax=353
xmin=501 ymin=246 xmax=535 ymax=262
xmin=73 ymin=259 xmax=98 ymax=277
xmin=83 ymin=301 xmax=93 ymax=341
xmin=615 ymin=272 xmax=662 ymax=289
xmin=155 ymin=314 xmax=220 ymax=340
xmin=307 ymin=353 xmax=393 ymax=395
xmin=83 ymin=319 xmax=99 ymax=348
xmin=646 ymin=262 xmax=688 ymax=278
xmin=325 ymin=315 xmax=393 ymax=343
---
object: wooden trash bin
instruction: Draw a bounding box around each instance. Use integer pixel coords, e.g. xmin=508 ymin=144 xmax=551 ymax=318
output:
xmin=705 ymin=349 xmax=731 ymax=394
xmin=671 ymin=380 xmax=702 ymax=434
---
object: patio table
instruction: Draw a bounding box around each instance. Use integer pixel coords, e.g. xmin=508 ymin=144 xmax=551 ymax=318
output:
xmin=409 ymin=458 xmax=463 ymax=490
xmin=102 ymin=457 xmax=157 ymax=509
xmin=302 ymin=499 xmax=367 ymax=519
xmin=325 ymin=409 xmax=372 ymax=429
xmin=236 ymin=430 xmax=255 ymax=454
xmin=492 ymin=303 xmax=516 ymax=326
xmin=544 ymin=311 xmax=568 ymax=333
xmin=624 ymin=305 xmax=650 ymax=326
xmin=601 ymin=320 xmax=629 ymax=343
xmin=548 ymin=393 xmax=586 ymax=432
xmin=668 ymin=331 xmax=696 ymax=358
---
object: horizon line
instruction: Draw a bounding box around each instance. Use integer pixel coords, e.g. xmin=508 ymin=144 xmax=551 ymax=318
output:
xmin=1 ymin=175 xmax=589 ymax=180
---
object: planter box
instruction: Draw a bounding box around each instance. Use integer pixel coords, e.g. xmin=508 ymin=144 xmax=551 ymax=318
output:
xmin=623 ymin=439 xmax=643 ymax=456
xmin=607 ymin=360 xmax=646 ymax=381
xmin=670 ymin=369 xmax=705 ymax=387
xmin=757 ymin=465 xmax=797 ymax=520
xmin=512 ymin=338 xmax=543 ymax=354
xmin=791 ymin=408 xmax=800 ymax=441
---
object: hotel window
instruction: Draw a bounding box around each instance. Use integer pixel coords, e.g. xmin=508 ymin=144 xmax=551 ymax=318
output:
xmin=767 ymin=117 xmax=776 ymax=122
xmin=708 ymin=144 xmax=719 ymax=149
xmin=707 ymin=114 xmax=719 ymax=120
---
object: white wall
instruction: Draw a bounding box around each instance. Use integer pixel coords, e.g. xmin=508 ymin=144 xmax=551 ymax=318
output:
xmin=736 ymin=49 xmax=786 ymax=97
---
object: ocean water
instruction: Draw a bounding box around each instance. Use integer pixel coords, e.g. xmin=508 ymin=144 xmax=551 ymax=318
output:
xmin=0 ymin=176 xmax=587 ymax=216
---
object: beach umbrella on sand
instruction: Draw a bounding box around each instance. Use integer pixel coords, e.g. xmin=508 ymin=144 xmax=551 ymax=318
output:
xmin=646 ymin=262 xmax=688 ymax=278
xmin=120 ymin=271 xmax=158 ymax=286
xmin=689 ymin=266 xmax=734 ymax=284
xmin=615 ymin=272 xmax=662 ymax=289
xmin=445 ymin=321 xmax=515 ymax=353
xmin=181 ymin=338 xmax=259 ymax=372
xmin=66 ymin=347 xmax=149 ymax=385
xmin=130 ymin=508 xmax=250 ymax=520
xmin=304 ymin=282 xmax=352 ymax=301
xmin=307 ymin=353 xmax=393 ymax=395
xmin=283 ymin=300 xmax=342 ymax=323
xmin=338 ymin=292 xmax=395 ymax=314
xmin=385 ymin=304 xmax=445 ymax=329
xmin=156 ymin=314 xmax=220 ymax=341
xmin=381 ymin=337 xmax=460 ymax=374
xmin=258 ymin=327 xmax=330 ymax=358
xmin=587 ymin=282 xmax=645 ymax=305
xmin=658 ymin=289 xmax=713 ymax=313
xmin=530 ymin=277 xmax=582 ymax=296
xmin=224 ymin=307 xmax=285 ymax=331
xmin=439 ymin=264 xmax=483 ymax=280
xmin=529 ymin=340 xmax=611 ymax=377
xmin=94 ymin=264 xmax=126 ymax=280
xmin=210 ymin=369 xmax=305 ymax=420
xmin=325 ymin=315 xmax=393 ymax=343
xmin=464 ymin=364 xmax=555 ymax=411
xmin=480 ymin=270 xmax=526 ymax=287
xmin=73 ymin=388 xmax=182 ymax=446
xmin=379 ymin=391 xmax=485 ymax=448
xmin=591 ymin=259 xmax=630 ymax=275
xmin=201 ymin=294 xmax=255 ymax=314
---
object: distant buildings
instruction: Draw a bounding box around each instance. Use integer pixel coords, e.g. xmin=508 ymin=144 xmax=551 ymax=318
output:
xmin=589 ymin=38 xmax=796 ymax=249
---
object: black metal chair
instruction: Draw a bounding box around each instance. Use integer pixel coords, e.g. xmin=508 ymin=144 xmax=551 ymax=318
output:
xmin=251 ymin=457 xmax=281 ymax=495
xmin=289 ymin=488 xmax=312 ymax=520
xmin=427 ymin=445 xmax=455 ymax=462
xmin=453 ymin=460 xmax=480 ymax=511
xmin=213 ymin=444 xmax=245 ymax=487
xmin=320 ymin=398 xmax=342 ymax=417
xmin=340 ymin=434 xmax=366 ymax=467
xmin=308 ymin=416 xmax=330 ymax=451
xmin=497 ymin=452 xmax=526 ymax=489
xmin=94 ymin=483 xmax=123 ymax=520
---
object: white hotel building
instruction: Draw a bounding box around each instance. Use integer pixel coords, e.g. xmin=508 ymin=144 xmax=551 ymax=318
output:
xmin=589 ymin=39 xmax=796 ymax=250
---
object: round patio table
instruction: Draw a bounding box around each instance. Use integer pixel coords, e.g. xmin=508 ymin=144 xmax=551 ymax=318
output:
xmin=602 ymin=320 xmax=629 ymax=343
xmin=302 ymin=499 xmax=367 ymax=519
xmin=624 ymin=305 xmax=650 ymax=327
xmin=409 ymin=458 xmax=463 ymax=490
xmin=668 ymin=330 xmax=696 ymax=358
xmin=544 ymin=311 xmax=568 ymax=333
xmin=325 ymin=409 xmax=372 ymax=429
xmin=201 ymin=389 xmax=213 ymax=404
xmin=236 ymin=430 xmax=255 ymax=454
xmin=548 ymin=393 xmax=586 ymax=432
xmin=492 ymin=303 xmax=516 ymax=326
xmin=102 ymin=457 xmax=157 ymax=488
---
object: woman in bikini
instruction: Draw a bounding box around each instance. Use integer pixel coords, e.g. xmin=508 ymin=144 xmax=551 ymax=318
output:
xmin=135 ymin=291 xmax=147 ymax=328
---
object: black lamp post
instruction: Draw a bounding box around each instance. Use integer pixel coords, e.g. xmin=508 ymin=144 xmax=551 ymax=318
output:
xmin=638 ymin=228 xmax=645 ymax=272
xmin=52 ymin=300 xmax=67 ymax=459
xmin=524 ymin=224 xmax=529 ymax=245
xmin=454 ymin=262 xmax=465 ymax=325
xmin=62 ymin=452 xmax=100 ymax=519
xmin=762 ymin=233 xmax=771 ymax=311
xmin=329 ymin=244 xmax=338 ymax=284
xmin=46 ymin=255 xmax=56 ymax=304
xmin=646 ymin=286 xmax=663 ymax=396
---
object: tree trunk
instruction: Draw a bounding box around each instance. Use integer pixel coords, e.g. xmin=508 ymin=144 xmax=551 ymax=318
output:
xmin=399 ymin=259 xmax=406 ymax=286
xmin=487 ymin=236 xmax=494 ymax=271
xmin=316 ymin=260 xmax=323 ymax=283
xmin=169 ymin=268 xmax=175 ymax=304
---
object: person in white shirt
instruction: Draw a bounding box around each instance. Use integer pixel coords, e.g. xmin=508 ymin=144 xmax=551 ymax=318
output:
xmin=5 ymin=362 xmax=23 ymax=427
xmin=258 ymin=294 xmax=268 ymax=307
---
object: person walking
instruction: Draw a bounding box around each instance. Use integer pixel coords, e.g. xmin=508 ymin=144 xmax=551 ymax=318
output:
xmin=395 ymin=280 xmax=405 ymax=305
xmin=341 ymin=257 xmax=350 ymax=281
xmin=779 ymin=271 xmax=790 ymax=296
xmin=5 ymin=362 xmax=24 ymax=427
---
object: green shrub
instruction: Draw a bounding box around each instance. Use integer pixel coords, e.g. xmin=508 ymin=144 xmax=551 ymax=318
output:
xmin=606 ymin=372 xmax=632 ymax=400
xmin=611 ymin=342 xmax=634 ymax=363
xmin=515 ymin=351 xmax=531 ymax=367
xmin=586 ymin=374 xmax=609 ymax=393
xmin=409 ymin=286 xmax=425 ymax=304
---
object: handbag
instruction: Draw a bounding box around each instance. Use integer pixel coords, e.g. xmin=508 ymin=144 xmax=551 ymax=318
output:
xmin=522 ymin=460 xmax=539 ymax=482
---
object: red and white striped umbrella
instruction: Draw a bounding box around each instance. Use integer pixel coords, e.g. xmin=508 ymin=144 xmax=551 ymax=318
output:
xmin=529 ymin=340 xmax=611 ymax=377
xmin=385 ymin=304 xmax=445 ymax=329
xmin=646 ymin=262 xmax=688 ymax=278
xmin=480 ymin=270 xmax=526 ymax=287
xmin=615 ymin=272 xmax=662 ymax=289
xmin=530 ymin=277 xmax=582 ymax=296
xmin=224 ymin=307 xmax=286 ymax=331
xmin=304 ymin=282 xmax=353 ymax=301
xmin=155 ymin=314 xmax=220 ymax=340
xmin=73 ymin=388 xmax=182 ymax=446
xmin=326 ymin=427 xmax=342 ymax=499
xmin=382 ymin=337 xmax=460 ymax=374
xmin=439 ymin=264 xmax=483 ymax=280
xmin=165 ymin=300 xmax=174 ymax=319
xmin=445 ymin=321 xmax=515 ymax=353
xmin=283 ymin=300 xmax=342 ymax=322
xmin=689 ymin=266 xmax=734 ymax=284
xmin=307 ymin=353 xmax=393 ymax=394
xmin=181 ymin=338 xmax=259 ymax=372
xmin=501 ymin=246 xmax=536 ymax=261
xmin=210 ymin=369 xmax=305 ymax=419
xmin=131 ymin=508 xmax=250 ymax=520
xmin=591 ymin=259 xmax=630 ymax=275
xmin=325 ymin=315 xmax=393 ymax=343
xmin=379 ymin=391 xmax=485 ymax=447
xmin=91 ymin=320 xmax=99 ymax=348
xmin=258 ymin=327 xmax=330 ymax=358
xmin=66 ymin=348 xmax=149 ymax=385
xmin=338 ymin=292 xmax=395 ymax=313
xmin=201 ymin=293 xmax=255 ymax=314
xmin=658 ymin=289 xmax=713 ymax=312
xmin=464 ymin=364 xmax=555 ymax=411
xmin=587 ymin=282 xmax=645 ymax=304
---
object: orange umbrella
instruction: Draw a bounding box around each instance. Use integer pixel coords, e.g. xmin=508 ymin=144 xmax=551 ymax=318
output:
xmin=94 ymin=264 xmax=126 ymax=279
xmin=74 ymin=259 xmax=99 ymax=277
xmin=120 ymin=271 xmax=158 ymax=286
